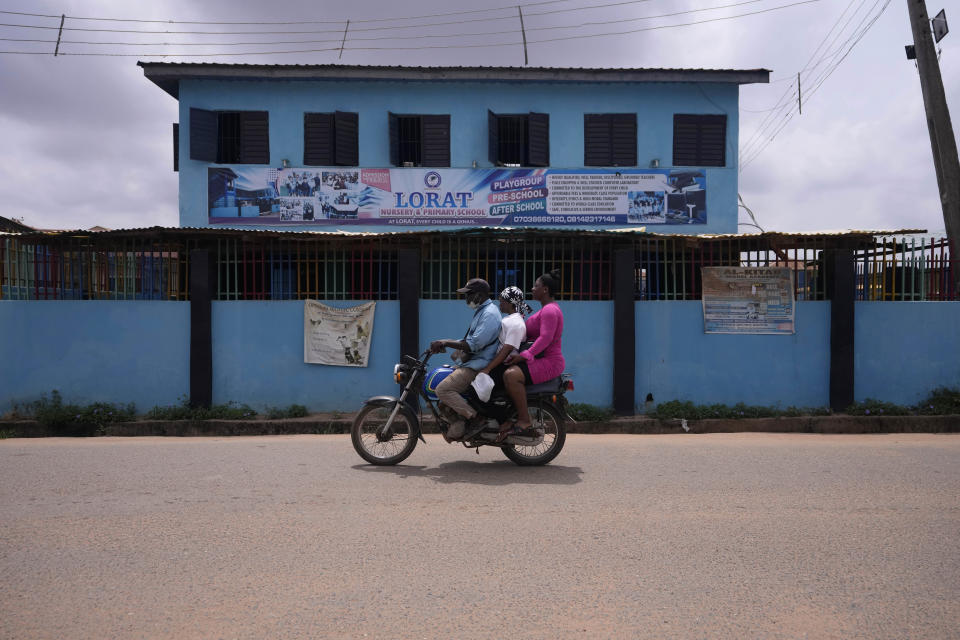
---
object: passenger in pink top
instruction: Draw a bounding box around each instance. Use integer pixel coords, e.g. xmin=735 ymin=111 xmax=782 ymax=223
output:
xmin=497 ymin=269 xmax=565 ymax=439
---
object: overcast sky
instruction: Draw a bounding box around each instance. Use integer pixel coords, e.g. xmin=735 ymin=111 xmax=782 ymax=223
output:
xmin=0 ymin=0 xmax=956 ymax=234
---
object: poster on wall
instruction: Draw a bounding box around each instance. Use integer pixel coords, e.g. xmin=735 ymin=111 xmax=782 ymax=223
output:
xmin=701 ymin=267 xmax=795 ymax=335
xmin=304 ymin=301 xmax=375 ymax=366
xmin=207 ymin=167 xmax=707 ymax=227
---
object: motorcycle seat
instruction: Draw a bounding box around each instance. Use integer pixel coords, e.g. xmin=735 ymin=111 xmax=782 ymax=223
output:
xmin=524 ymin=376 xmax=563 ymax=395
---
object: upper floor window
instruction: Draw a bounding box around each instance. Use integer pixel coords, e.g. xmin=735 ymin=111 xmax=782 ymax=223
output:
xmin=388 ymin=113 xmax=450 ymax=167
xmin=488 ymin=111 xmax=549 ymax=167
xmin=672 ymin=114 xmax=726 ymax=167
xmin=304 ymin=111 xmax=359 ymax=166
xmin=189 ymin=108 xmax=270 ymax=165
xmin=584 ymin=113 xmax=637 ymax=167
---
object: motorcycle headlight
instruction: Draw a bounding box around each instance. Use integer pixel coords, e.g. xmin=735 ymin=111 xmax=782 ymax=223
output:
xmin=393 ymin=363 xmax=409 ymax=384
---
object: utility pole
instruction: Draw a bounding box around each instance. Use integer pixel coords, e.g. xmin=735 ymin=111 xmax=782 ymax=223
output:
xmin=906 ymin=0 xmax=960 ymax=294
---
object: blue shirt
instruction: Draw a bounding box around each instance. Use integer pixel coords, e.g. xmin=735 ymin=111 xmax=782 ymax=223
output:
xmin=461 ymin=299 xmax=502 ymax=371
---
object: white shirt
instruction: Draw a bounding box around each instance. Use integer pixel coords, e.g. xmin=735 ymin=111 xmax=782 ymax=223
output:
xmin=499 ymin=312 xmax=527 ymax=355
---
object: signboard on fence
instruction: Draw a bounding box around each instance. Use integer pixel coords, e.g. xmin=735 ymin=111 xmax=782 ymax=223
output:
xmin=701 ymin=267 xmax=795 ymax=334
xmin=207 ymin=166 xmax=707 ymax=227
xmin=304 ymin=301 xmax=375 ymax=366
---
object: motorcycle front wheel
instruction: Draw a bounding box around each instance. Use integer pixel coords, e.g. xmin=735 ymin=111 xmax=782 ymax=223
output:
xmin=501 ymin=402 xmax=566 ymax=466
xmin=351 ymin=403 xmax=419 ymax=466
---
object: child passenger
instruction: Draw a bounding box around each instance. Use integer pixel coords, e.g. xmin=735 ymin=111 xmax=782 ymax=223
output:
xmin=479 ymin=286 xmax=531 ymax=390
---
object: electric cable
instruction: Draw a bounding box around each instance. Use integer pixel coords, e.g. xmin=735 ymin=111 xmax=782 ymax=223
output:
xmin=0 ymin=0 xmax=820 ymax=57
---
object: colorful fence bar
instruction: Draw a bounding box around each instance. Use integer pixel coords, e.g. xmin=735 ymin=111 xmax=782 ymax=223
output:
xmin=855 ymin=236 xmax=955 ymax=301
xmin=1 ymin=236 xmax=190 ymax=301
xmin=1 ymin=232 xmax=954 ymax=302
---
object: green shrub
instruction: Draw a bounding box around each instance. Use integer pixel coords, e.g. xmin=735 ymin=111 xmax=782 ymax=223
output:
xmin=567 ymin=403 xmax=616 ymax=422
xmin=21 ymin=390 xmax=136 ymax=436
xmin=844 ymin=398 xmax=912 ymax=417
xmin=650 ymin=400 xmax=830 ymax=420
xmin=147 ymin=397 xmax=257 ymax=421
xmin=917 ymin=387 xmax=960 ymax=415
xmin=265 ymin=404 xmax=309 ymax=419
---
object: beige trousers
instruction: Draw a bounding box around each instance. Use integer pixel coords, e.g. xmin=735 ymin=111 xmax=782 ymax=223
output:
xmin=435 ymin=366 xmax=478 ymax=419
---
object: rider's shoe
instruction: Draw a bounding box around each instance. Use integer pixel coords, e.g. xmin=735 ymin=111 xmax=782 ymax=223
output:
xmin=446 ymin=419 xmax=466 ymax=441
xmin=462 ymin=415 xmax=487 ymax=440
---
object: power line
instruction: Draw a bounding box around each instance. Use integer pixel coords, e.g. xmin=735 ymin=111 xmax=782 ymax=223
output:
xmin=0 ymin=0 xmax=820 ymax=57
xmin=0 ymin=0 xmax=664 ymax=26
xmin=738 ymin=0 xmax=891 ymax=170
xmin=0 ymin=0 xmax=776 ymax=48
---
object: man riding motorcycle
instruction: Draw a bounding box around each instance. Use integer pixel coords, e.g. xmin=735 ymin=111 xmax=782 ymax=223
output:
xmin=428 ymin=278 xmax=501 ymax=441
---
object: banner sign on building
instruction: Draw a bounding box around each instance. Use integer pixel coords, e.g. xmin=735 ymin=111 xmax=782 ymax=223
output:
xmin=304 ymin=301 xmax=375 ymax=366
xmin=208 ymin=167 xmax=707 ymax=227
xmin=701 ymin=267 xmax=795 ymax=335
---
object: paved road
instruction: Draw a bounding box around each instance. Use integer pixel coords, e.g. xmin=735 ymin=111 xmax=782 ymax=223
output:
xmin=1 ymin=434 xmax=958 ymax=639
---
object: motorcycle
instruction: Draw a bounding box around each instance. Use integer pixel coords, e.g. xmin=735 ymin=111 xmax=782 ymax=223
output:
xmin=351 ymin=349 xmax=573 ymax=466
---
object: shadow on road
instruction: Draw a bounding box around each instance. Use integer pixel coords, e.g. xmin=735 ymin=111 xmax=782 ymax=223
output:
xmin=352 ymin=460 xmax=584 ymax=485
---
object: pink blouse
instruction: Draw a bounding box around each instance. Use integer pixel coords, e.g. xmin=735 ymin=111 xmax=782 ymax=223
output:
xmin=520 ymin=302 xmax=565 ymax=384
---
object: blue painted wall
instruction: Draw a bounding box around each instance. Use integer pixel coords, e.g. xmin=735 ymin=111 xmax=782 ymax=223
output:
xmin=855 ymin=302 xmax=960 ymax=405
xmin=177 ymin=78 xmax=740 ymax=233
xmin=212 ymin=300 xmax=400 ymax=410
xmin=635 ymin=301 xmax=832 ymax=410
xmin=0 ymin=301 xmax=189 ymax=413
xmin=4 ymin=300 xmax=956 ymax=415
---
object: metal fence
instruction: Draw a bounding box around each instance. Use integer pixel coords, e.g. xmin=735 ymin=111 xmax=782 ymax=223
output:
xmin=855 ymin=236 xmax=955 ymax=301
xmin=1 ymin=235 xmax=191 ymax=301
xmin=631 ymin=235 xmax=832 ymax=301
xmin=2 ymin=232 xmax=955 ymax=302
xmin=421 ymin=233 xmax=614 ymax=300
xmin=214 ymin=237 xmax=399 ymax=300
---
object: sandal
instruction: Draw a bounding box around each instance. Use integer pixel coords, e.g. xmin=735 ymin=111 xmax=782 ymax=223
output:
xmin=495 ymin=421 xmax=522 ymax=443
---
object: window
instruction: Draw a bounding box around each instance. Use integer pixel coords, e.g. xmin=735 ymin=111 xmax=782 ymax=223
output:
xmin=304 ymin=111 xmax=358 ymax=166
xmin=488 ymin=111 xmax=549 ymax=167
xmin=189 ymin=108 xmax=269 ymax=164
xmin=672 ymin=114 xmax=726 ymax=167
xmin=584 ymin=113 xmax=637 ymax=166
xmin=388 ymin=113 xmax=450 ymax=167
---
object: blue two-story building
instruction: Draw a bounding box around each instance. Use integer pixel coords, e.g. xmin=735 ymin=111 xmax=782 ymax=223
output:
xmin=139 ymin=63 xmax=769 ymax=234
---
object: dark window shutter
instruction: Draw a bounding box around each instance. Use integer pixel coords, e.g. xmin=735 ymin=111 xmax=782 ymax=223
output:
xmin=584 ymin=114 xmax=612 ymax=166
xmin=239 ymin=111 xmax=269 ymax=164
xmin=610 ymin=113 xmax=637 ymax=166
xmin=304 ymin=113 xmax=334 ymax=166
xmin=527 ymin=112 xmax=549 ymax=167
xmin=172 ymin=123 xmax=179 ymax=172
xmin=698 ymin=115 xmax=726 ymax=167
xmin=420 ymin=114 xmax=450 ymax=167
xmin=334 ymin=111 xmax=359 ymax=166
xmin=673 ymin=114 xmax=726 ymax=167
xmin=189 ymin=108 xmax=217 ymax=162
xmin=388 ymin=112 xmax=399 ymax=166
xmin=488 ymin=110 xmax=499 ymax=164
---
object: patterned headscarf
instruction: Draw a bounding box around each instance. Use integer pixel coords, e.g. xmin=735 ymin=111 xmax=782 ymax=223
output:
xmin=500 ymin=286 xmax=532 ymax=316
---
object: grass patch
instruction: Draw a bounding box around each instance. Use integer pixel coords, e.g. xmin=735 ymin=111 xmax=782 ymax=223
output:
xmin=844 ymin=398 xmax=912 ymax=416
xmin=568 ymin=403 xmax=616 ymax=422
xmin=917 ymin=387 xmax=960 ymax=415
xmin=650 ymin=400 xmax=830 ymax=420
xmin=146 ymin=397 xmax=257 ymax=421
xmin=17 ymin=390 xmax=136 ymax=436
xmin=264 ymin=404 xmax=309 ymax=419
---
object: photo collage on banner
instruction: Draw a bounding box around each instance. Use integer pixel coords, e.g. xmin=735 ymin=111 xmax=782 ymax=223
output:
xmin=208 ymin=167 xmax=708 ymax=227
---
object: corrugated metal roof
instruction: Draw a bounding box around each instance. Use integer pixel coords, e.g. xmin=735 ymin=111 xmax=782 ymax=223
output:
xmin=2 ymin=226 xmax=928 ymax=241
xmin=137 ymin=62 xmax=771 ymax=99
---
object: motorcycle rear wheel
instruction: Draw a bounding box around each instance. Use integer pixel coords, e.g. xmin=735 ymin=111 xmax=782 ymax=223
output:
xmin=501 ymin=402 xmax=566 ymax=466
xmin=351 ymin=403 xmax=418 ymax=466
